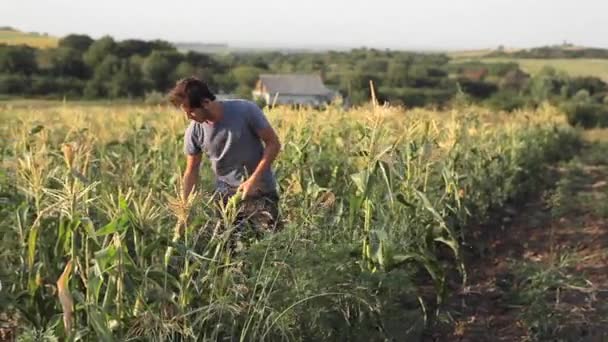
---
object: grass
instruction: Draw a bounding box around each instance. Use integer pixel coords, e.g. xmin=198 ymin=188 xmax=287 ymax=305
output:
xmin=0 ymin=100 xmax=580 ymax=340
xmin=451 ymin=56 xmax=608 ymax=82
xmin=0 ymin=29 xmax=58 ymax=49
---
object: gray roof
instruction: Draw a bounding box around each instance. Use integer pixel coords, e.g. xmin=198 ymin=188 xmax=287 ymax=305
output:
xmin=259 ymin=74 xmax=334 ymax=96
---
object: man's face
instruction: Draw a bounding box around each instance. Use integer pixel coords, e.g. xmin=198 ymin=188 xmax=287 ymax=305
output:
xmin=181 ymin=100 xmax=212 ymax=123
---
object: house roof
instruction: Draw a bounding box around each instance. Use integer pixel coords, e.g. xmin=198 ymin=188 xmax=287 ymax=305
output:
xmin=258 ymin=74 xmax=334 ymax=96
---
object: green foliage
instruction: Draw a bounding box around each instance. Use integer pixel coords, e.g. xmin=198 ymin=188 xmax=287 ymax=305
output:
xmin=115 ymin=39 xmax=175 ymax=58
xmin=457 ymin=79 xmax=498 ymax=99
xmin=143 ymin=50 xmax=182 ymax=91
xmin=0 ymin=73 xmax=28 ymax=93
xmin=528 ymin=66 xmax=569 ymax=102
xmin=485 ymin=90 xmax=531 ymax=112
xmin=83 ymin=35 xmax=117 ymax=67
xmin=487 ymin=45 xmax=608 ymax=59
xmin=378 ymin=87 xmax=454 ymax=107
xmin=48 ymin=47 xmax=89 ymax=78
xmin=0 ymin=44 xmax=38 ymax=74
xmin=231 ymin=65 xmax=264 ymax=88
xmin=0 ymin=103 xmax=579 ymax=340
xmin=3 ymin=31 xmax=608 ymax=115
xmin=109 ymin=60 xmax=145 ymax=98
xmin=58 ymin=34 xmax=94 ymax=52
xmin=561 ymin=101 xmax=608 ymax=128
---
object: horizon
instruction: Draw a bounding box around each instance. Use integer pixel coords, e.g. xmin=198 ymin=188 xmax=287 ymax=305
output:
xmin=2 ymin=25 xmax=600 ymax=53
xmin=2 ymin=0 xmax=607 ymax=51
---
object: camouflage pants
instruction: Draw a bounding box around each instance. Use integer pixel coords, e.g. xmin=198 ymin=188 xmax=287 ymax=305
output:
xmin=214 ymin=191 xmax=281 ymax=234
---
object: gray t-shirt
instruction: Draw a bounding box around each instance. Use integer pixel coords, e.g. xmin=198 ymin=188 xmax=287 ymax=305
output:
xmin=184 ymin=99 xmax=277 ymax=196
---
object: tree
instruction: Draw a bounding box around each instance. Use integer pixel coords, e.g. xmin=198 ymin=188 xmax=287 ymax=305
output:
xmin=93 ymin=55 xmax=122 ymax=81
xmin=528 ymin=66 xmax=568 ymax=102
xmin=83 ymin=54 xmax=122 ymax=97
xmin=184 ymin=51 xmax=214 ymax=68
xmin=116 ymin=39 xmax=175 ymax=58
xmin=49 ymin=48 xmax=89 ymax=78
xmin=143 ymin=50 xmax=181 ymax=90
xmin=0 ymin=45 xmax=38 ymax=75
xmin=174 ymin=61 xmax=197 ymax=79
xmin=386 ymin=61 xmax=409 ymax=87
xmin=0 ymin=74 xmax=28 ymax=94
xmin=214 ymin=73 xmax=237 ymax=93
xmin=339 ymin=71 xmax=381 ymax=104
xmin=84 ymin=79 xmax=106 ymax=98
xmin=567 ymin=76 xmax=607 ymax=97
xmin=58 ymin=34 xmax=94 ymax=52
xmin=357 ymin=58 xmax=388 ymax=74
xmin=83 ymin=36 xmax=117 ymax=67
xmin=458 ymin=79 xmax=498 ymax=99
xmin=231 ymin=66 xmax=263 ymax=88
xmin=109 ymin=60 xmax=145 ymax=97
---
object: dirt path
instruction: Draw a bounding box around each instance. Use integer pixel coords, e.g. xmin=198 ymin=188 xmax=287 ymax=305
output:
xmin=429 ymin=142 xmax=608 ymax=341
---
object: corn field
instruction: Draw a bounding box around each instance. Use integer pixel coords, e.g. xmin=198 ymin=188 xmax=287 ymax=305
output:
xmin=0 ymin=101 xmax=580 ymax=341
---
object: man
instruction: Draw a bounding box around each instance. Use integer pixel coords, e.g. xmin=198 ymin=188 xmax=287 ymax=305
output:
xmin=168 ymin=77 xmax=282 ymax=232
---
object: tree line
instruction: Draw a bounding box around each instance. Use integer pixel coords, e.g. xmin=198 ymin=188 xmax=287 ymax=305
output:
xmin=1 ymin=33 xmax=608 ymax=126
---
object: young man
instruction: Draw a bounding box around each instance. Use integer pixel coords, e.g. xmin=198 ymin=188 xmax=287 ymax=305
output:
xmin=168 ymin=77 xmax=282 ymax=232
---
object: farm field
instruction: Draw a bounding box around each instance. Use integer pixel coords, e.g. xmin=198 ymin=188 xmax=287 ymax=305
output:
xmin=4 ymin=100 xmax=606 ymax=340
xmin=451 ymin=55 xmax=608 ymax=82
xmin=0 ymin=29 xmax=58 ymax=49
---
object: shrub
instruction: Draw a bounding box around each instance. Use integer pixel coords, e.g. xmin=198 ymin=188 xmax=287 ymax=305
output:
xmin=485 ymin=90 xmax=530 ymax=112
xmin=0 ymin=74 xmax=28 ymax=94
xmin=561 ymin=102 xmax=608 ymax=128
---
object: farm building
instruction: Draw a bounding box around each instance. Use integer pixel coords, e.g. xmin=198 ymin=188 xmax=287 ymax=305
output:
xmin=252 ymin=74 xmax=340 ymax=106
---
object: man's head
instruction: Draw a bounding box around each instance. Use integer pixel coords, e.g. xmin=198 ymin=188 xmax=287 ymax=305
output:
xmin=168 ymin=77 xmax=217 ymax=123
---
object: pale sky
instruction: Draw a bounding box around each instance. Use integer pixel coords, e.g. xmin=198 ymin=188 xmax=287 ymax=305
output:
xmin=3 ymin=0 xmax=607 ymax=50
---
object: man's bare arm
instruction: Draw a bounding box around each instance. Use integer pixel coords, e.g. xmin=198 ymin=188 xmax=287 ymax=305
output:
xmin=253 ymin=126 xmax=282 ymax=179
xmin=183 ymin=153 xmax=202 ymax=201
xmin=238 ymin=126 xmax=281 ymax=197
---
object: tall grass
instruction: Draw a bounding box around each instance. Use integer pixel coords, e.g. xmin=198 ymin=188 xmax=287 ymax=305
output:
xmin=0 ymin=101 xmax=579 ymax=340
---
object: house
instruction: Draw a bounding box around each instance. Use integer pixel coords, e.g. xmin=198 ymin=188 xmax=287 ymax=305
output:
xmin=252 ymin=74 xmax=339 ymax=106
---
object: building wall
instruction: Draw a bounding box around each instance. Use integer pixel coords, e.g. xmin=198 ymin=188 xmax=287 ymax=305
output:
xmin=275 ymin=94 xmax=326 ymax=106
xmin=252 ymin=92 xmax=336 ymax=106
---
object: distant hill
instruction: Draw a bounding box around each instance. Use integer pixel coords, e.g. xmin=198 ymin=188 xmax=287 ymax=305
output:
xmin=173 ymin=41 xmax=325 ymax=54
xmin=485 ymin=44 xmax=608 ymax=59
xmin=449 ymin=44 xmax=608 ymax=60
xmin=0 ymin=28 xmax=58 ymax=48
xmin=173 ymin=42 xmax=232 ymax=54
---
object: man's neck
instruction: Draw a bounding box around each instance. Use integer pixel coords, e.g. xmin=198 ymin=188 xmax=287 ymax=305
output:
xmin=206 ymin=101 xmax=224 ymax=123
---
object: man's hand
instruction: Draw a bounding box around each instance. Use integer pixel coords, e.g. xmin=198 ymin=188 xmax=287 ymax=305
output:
xmin=183 ymin=153 xmax=202 ymax=201
xmin=238 ymin=175 xmax=261 ymax=198
xmin=238 ymin=126 xmax=280 ymax=199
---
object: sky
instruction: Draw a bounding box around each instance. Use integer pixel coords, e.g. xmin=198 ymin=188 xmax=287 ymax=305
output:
xmin=2 ymin=0 xmax=607 ymax=50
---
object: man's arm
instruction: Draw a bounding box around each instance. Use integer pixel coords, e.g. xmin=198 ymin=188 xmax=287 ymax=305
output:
xmin=239 ymin=126 xmax=281 ymax=197
xmin=183 ymin=153 xmax=202 ymax=201
xmin=252 ymin=126 xmax=281 ymax=179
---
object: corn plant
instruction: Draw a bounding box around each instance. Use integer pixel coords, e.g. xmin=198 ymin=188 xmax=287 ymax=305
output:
xmin=0 ymin=101 xmax=579 ymax=341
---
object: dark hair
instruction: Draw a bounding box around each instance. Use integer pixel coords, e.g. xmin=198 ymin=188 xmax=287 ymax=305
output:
xmin=168 ymin=77 xmax=216 ymax=108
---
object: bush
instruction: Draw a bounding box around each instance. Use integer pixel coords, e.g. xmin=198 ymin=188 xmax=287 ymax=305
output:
xmin=457 ymin=79 xmax=498 ymax=98
xmin=561 ymin=102 xmax=608 ymax=128
xmin=485 ymin=90 xmax=530 ymax=112
xmin=29 ymin=76 xmax=85 ymax=97
xmin=0 ymin=74 xmax=28 ymax=94
xmin=379 ymin=87 xmax=454 ymax=107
